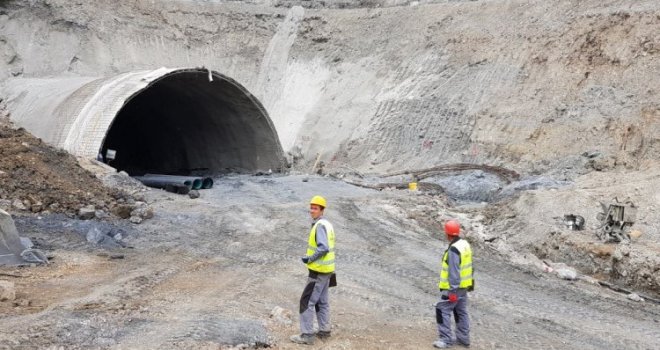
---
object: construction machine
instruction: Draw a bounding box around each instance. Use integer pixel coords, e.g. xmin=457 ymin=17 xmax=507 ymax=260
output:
xmin=596 ymin=198 xmax=637 ymax=243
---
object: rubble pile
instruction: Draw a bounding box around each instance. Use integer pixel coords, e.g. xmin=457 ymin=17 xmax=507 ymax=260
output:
xmin=0 ymin=118 xmax=134 ymax=220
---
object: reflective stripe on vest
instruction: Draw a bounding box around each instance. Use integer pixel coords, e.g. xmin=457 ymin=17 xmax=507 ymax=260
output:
xmin=438 ymin=239 xmax=473 ymax=290
xmin=306 ymin=219 xmax=336 ymax=273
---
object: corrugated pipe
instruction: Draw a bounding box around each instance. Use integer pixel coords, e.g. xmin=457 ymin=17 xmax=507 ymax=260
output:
xmin=201 ymin=177 xmax=214 ymax=189
xmin=144 ymin=174 xmax=205 ymax=190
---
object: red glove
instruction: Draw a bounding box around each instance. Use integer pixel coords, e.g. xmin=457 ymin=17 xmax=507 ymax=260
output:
xmin=448 ymin=293 xmax=458 ymax=303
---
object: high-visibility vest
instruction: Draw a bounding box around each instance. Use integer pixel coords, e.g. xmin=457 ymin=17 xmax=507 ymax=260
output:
xmin=306 ymin=219 xmax=336 ymax=273
xmin=438 ymin=238 xmax=473 ymax=290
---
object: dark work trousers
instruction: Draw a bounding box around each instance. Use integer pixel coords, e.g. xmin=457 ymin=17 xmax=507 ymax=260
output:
xmin=299 ymin=271 xmax=332 ymax=335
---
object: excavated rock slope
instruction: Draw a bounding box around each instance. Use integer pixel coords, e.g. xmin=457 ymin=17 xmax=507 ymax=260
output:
xmin=1 ymin=0 xmax=658 ymax=175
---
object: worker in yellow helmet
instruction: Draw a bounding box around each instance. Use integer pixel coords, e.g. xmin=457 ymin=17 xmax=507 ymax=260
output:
xmin=290 ymin=195 xmax=336 ymax=345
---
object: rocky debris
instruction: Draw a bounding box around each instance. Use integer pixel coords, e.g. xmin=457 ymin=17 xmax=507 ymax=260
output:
xmin=498 ymin=176 xmax=570 ymax=200
xmin=188 ymin=190 xmax=200 ymax=199
xmin=86 ymin=226 xmax=126 ymax=247
xmin=584 ymin=152 xmax=616 ymax=171
xmin=95 ymin=210 xmax=110 ymax=220
xmin=627 ymin=293 xmax=644 ymax=302
xmin=269 ymin=306 xmax=293 ymax=326
xmin=129 ymin=202 xmax=154 ymax=224
xmin=611 ymin=244 xmax=660 ymax=296
xmin=112 ymin=204 xmax=134 ymax=219
xmin=11 ymin=199 xmax=26 ymax=211
xmin=0 ymin=123 xmax=132 ymax=219
xmin=20 ymin=249 xmax=48 ymax=264
xmin=0 ymin=280 xmax=16 ymax=301
xmin=424 ymin=170 xmax=503 ymax=203
xmin=78 ymin=205 xmax=96 ymax=220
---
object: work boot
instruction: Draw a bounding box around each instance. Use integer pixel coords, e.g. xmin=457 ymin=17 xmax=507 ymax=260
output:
xmin=290 ymin=333 xmax=315 ymax=345
xmin=432 ymin=339 xmax=452 ymax=348
xmin=317 ymin=330 xmax=331 ymax=339
xmin=453 ymin=337 xmax=470 ymax=347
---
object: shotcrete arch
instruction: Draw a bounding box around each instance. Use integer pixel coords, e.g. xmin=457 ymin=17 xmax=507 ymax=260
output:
xmin=2 ymin=68 xmax=285 ymax=175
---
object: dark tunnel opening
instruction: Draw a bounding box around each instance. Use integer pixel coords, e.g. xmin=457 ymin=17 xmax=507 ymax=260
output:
xmin=100 ymin=70 xmax=284 ymax=176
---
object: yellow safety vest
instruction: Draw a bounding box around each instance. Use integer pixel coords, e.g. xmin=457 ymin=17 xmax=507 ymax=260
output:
xmin=306 ymin=219 xmax=336 ymax=273
xmin=438 ymin=238 xmax=473 ymax=290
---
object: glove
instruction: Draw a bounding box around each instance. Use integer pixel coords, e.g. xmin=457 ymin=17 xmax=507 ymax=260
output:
xmin=448 ymin=293 xmax=458 ymax=303
xmin=301 ymin=256 xmax=310 ymax=264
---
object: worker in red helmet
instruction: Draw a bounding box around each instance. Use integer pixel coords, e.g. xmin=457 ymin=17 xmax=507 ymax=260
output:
xmin=433 ymin=220 xmax=474 ymax=348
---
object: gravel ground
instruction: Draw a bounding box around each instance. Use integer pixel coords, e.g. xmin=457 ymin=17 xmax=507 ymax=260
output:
xmin=1 ymin=175 xmax=658 ymax=349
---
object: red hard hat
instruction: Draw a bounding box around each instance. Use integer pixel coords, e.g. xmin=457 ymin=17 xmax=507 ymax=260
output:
xmin=444 ymin=220 xmax=461 ymax=236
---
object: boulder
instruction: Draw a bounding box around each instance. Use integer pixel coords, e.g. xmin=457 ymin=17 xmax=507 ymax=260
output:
xmin=0 ymin=280 xmax=16 ymax=301
xmin=11 ymin=199 xmax=26 ymax=211
xmin=112 ymin=204 xmax=133 ymax=219
xmin=78 ymin=205 xmax=96 ymax=220
xmin=130 ymin=203 xmax=153 ymax=222
xmin=556 ymin=267 xmax=578 ymax=280
xmin=0 ymin=209 xmax=26 ymax=265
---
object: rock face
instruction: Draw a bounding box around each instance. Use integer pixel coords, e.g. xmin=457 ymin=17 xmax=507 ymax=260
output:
xmin=2 ymin=0 xmax=659 ymax=175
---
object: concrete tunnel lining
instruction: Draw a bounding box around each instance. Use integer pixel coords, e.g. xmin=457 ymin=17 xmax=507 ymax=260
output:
xmin=2 ymin=68 xmax=285 ymax=175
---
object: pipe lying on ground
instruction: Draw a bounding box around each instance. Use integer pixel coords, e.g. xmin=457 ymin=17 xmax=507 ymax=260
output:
xmin=144 ymin=174 xmax=204 ymax=190
xmin=201 ymin=177 xmax=213 ymax=189
xmin=384 ymin=163 xmax=520 ymax=184
xmin=133 ymin=176 xmax=195 ymax=192
xmin=145 ymin=174 xmax=214 ymax=189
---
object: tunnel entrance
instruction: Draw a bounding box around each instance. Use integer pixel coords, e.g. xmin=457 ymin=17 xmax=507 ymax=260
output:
xmin=100 ymin=69 xmax=284 ymax=176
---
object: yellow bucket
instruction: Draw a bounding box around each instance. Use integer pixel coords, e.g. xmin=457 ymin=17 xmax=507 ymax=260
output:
xmin=408 ymin=182 xmax=418 ymax=191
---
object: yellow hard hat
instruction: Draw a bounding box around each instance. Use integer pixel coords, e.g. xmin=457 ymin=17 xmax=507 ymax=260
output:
xmin=310 ymin=195 xmax=327 ymax=208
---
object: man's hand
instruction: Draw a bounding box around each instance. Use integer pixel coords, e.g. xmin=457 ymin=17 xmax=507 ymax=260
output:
xmin=448 ymin=293 xmax=458 ymax=303
xmin=301 ymin=256 xmax=310 ymax=264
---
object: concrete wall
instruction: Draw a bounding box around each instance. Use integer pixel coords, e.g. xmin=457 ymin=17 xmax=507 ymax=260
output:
xmin=2 ymin=68 xmax=285 ymax=174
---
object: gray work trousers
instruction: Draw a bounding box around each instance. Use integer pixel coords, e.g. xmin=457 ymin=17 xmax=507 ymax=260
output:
xmin=299 ymin=271 xmax=331 ymax=335
xmin=436 ymin=292 xmax=470 ymax=345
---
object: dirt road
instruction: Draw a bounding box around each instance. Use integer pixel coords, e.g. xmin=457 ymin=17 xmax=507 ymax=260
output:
xmin=1 ymin=175 xmax=659 ymax=349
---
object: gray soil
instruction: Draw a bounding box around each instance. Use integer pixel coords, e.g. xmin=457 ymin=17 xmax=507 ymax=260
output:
xmin=1 ymin=175 xmax=659 ymax=349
